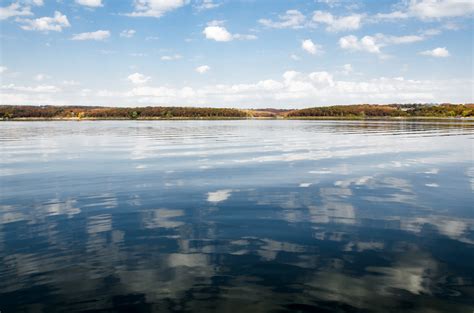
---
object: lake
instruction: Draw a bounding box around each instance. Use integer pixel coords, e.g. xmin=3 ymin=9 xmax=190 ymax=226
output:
xmin=0 ymin=120 xmax=473 ymax=313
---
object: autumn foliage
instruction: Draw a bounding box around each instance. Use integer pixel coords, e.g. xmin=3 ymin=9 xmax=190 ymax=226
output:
xmin=0 ymin=104 xmax=472 ymax=120
xmin=0 ymin=106 xmax=249 ymax=119
xmin=286 ymin=104 xmax=474 ymax=118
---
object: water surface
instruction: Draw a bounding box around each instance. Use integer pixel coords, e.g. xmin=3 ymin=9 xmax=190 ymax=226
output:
xmin=1 ymin=120 xmax=473 ymax=312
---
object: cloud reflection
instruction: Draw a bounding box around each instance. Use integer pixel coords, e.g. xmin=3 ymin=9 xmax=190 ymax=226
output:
xmin=207 ymin=189 xmax=233 ymax=203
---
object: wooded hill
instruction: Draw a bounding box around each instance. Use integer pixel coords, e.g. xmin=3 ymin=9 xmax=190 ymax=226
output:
xmin=0 ymin=104 xmax=473 ymax=120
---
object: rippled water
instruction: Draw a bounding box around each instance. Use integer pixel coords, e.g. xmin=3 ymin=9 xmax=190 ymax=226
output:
xmin=1 ymin=120 xmax=473 ymax=313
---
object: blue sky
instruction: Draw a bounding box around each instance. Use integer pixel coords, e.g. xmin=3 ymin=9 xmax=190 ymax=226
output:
xmin=0 ymin=0 xmax=473 ymax=108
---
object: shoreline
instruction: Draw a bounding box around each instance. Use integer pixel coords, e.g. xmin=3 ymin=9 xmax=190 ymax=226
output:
xmin=2 ymin=116 xmax=474 ymax=122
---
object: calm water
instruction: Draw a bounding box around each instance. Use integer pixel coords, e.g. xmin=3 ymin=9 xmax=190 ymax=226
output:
xmin=1 ymin=120 xmax=473 ymax=313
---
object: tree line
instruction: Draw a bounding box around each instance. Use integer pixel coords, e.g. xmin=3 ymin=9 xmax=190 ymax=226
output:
xmin=0 ymin=104 xmax=472 ymax=120
xmin=0 ymin=106 xmax=249 ymax=119
xmin=285 ymin=104 xmax=474 ymax=118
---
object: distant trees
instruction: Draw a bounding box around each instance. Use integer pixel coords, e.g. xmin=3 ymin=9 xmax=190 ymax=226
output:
xmin=286 ymin=104 xmax=474 ymax=118
xmin=286 ymin=105 xmax=399 ymax=117
xmin=0 ymin=106 xmax=249 ymax=119
xmin=0 ymin=104 xmax=472 ymax=120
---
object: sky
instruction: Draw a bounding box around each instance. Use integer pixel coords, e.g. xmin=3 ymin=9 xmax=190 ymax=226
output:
xmin=0 ymin=0 xmax=473 ymax=108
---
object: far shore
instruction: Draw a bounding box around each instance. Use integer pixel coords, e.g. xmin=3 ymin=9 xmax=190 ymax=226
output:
xmin=1 ymin=104 xmax=473 ymax=121
xmin=2 ymin=116 xmax=474 ymax=122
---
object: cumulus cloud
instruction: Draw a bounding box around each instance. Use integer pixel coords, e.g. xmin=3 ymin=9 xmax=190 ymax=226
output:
xmin=71 ymin=30 xmax=110 ymax=41
xmin=0 ymin=3 xmax=33 ymax=20
xmin=339 ymin=35 xmax=381 ymax=54
xmin=2 ymin=71 xmax=473 ymax=107
xmin=127 ymin=0 xmax=189 ymax=18
xmin=376 ymin=0 xmax=474 ymax=20
xmin=195 ymin=65 xmax=210 ymax=73
xmin=203 ymin=22 xmax=257 ymax=42
xmin=120 ymin=29 xmax=136 ymax=38
xmin=89 ymin=71 xmax=472 ymax=108
xmin=259 ymin=10 xmax=306 ymax=29
xmin=312 ymin=11 xmax=363 ymax=32
xmin=18 ymin=11 xmax=70 ymax=32
xmin=419 ymin=47 xmax=450 ymax=57
xmin=76 ymin=0 xmax=103 ymax=7
xmin=203 ymin=25 xmax=232 ymax=41
xmin=127 ymin=72 xmax=151 ymax=84
xmin=302 ymin=39 xmax=323 ymax=55
xmin=0 ymin=66 xmax=7 ymax=74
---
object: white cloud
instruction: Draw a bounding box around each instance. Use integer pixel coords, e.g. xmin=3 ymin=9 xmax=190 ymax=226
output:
xmin=302 ymin=39 xmax=323 ymax=55
xmin=203 ymin=25 xmax=232 ymax=41
xmin=195 ymin=0 xmax=220 ymax=11
xmin=419 ymin=47 xmax=450 ymax=57
xmin=195 ymin=65 xmax=210 ymax=73
xmin=0 ymin=3 xmax=32 ymax=20
xmin=259 ymin=10 xmax=306 ymax=29
xmin=409 ymin=0 xmax=474 ymax=19
xmin=232 ymin=33 xmax=257 ymax=40
xmin=203 ymin=22 xmax=257 ymax=42
xmin=317 ymin=0 xmax=342 ymax=7
xmin=104 ymin=71 xmax=473 ymax=107
xmin=29 ymin=0 xmax=44 ymax=6
xmin=374 ymin=11 xmax=409 ymax=20
xmin=120 ymin=29 xmax=136 ymax=38
xmin=71 ymin=30 xmax=110 ymax=41
xmin=161 ymin=54 xmax=182 ymax=61
xmin=312 ymin=11 xmax=363 ymax=32
xmin=127 ymin=72 xmax=151 ymax=84
xmin=127 ymin=0 xmax=189 ymax=18
xmin=0 ymin=66 xmax=7 ymax=74
xmin=309 ymin=71 xmax=335 ymax=87
xmin=383 ymin=34 xmax=424 ymax=44
xmin=338 ymin=33 xmax=422 ymax=55
xmin=2 ymin=71 xmax=473 ymax=107
xmin=18 ymin=11 xmax=70 ymax=32
xmin=339 ymin=35 xmax=382 ymax=54
xmin=76 ymin=0 xmax=103 ymax=7
xmin=376 ymin=0 xmax=474 ymax=20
